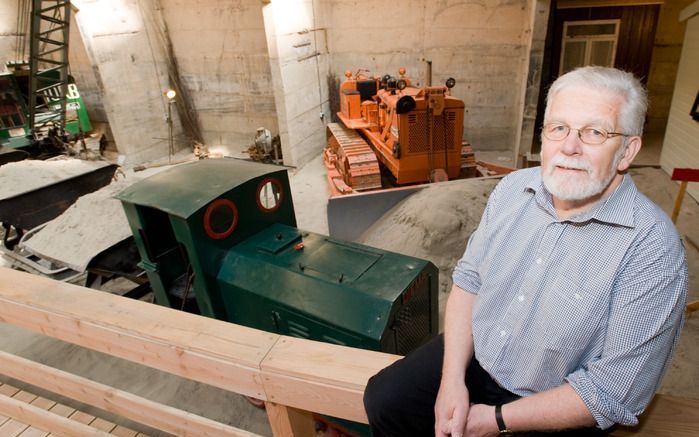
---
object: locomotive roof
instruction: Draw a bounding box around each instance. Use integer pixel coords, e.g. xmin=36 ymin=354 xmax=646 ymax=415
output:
xmin=116 ymin=158 xmax=288 ymax=219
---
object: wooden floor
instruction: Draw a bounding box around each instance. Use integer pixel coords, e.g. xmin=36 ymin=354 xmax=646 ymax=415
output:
xmin=0 ymin=383 xmax=147 ymax=437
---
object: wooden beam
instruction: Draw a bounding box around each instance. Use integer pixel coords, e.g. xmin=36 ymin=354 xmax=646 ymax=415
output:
xmin=0 ymin=393 xmax=110 ymax=437
xmin=0 ymin=267 xmax=276 ymax=400
xmin=2 ymin=268 xmax=699 ymax=436
xmin=264 ymin=402 xmax=315 ymax=437
xmin=557 ymin=0 xmax=663 ymax=9
xmin=261 ymin=336 xmax=400 ymax=423
xmin=671 ymin=180 xmax=688 ymax=223
xmin=0 ymin=350 xmax=262 ymax=437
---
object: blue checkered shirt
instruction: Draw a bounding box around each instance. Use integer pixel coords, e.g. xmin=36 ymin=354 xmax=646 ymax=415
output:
xmin=452 ymin=167 xmax=687 ymax=429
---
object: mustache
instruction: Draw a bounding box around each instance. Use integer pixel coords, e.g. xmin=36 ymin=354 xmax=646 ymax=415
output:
xmin=549 ymin=156 xmax=592 ymax=173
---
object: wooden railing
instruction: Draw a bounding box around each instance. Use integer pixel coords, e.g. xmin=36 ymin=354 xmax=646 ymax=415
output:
xmin=0 ymin=267 xmax=400 ymax=436
xmin=0 ymin=267 xmax=697 ymax=436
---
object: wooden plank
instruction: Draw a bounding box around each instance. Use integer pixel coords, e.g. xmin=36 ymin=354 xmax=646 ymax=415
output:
xmin=672 ymin=181 xmax=688 ymax=223
xmin=110 ymin=425 xmax=139 ymax=437
xmin=29 ymin=398 xmax=56 ymax=411
xmin=18 ymin=426 xmax=49 ymax=437
xmin=557 ymin=0 xmax=662 ymax=9
xmin=0 ymin=350 xmax=263 ymax=437
xmin=13 ymin=391 xmax=37 ymax=404
xmin=262 ymin=337 xmax=400 ymax=391
xmin=47 ymin=404 xmax=74 ymax=418
xmin=68 ymin=410 xmax=95 ymax=425
xmin=261 ymin=336 xmax=400 ymax=423
xmin=0 ymin=417 xmax=29 ymax=437
xmin=611 ymin=395 xmax=699 ymax=436
xmin=0 ymin=267 xmax=277 ymax=400
xmin=0 ymin=384 xmax=21 ymax=397
xmin=263 ymin=372 xmax=367 ymax=423
xmin=20 ymin=397 xmax=56 ymax=437
xmin=90 ymin=418 xmax=116 ymax=432
xmin=0 ymin=383 xmax=21 ymax=422
xmin=0 ymin=393 xmax=111 ymax=437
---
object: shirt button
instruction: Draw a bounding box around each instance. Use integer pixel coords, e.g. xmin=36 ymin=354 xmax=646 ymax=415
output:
xmin=535 ymin=257 xmax=543 ymax=265
xmin=518 ymin=295 xmax=525 ymax=302
xmin=574 ymin=293 xmax=582 ymax=300
xmin=500 ymin=330 xmax=507 ymax=337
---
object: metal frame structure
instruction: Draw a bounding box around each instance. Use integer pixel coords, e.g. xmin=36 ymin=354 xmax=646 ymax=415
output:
xmin=28 ymin=0 xmax=71 ymax=136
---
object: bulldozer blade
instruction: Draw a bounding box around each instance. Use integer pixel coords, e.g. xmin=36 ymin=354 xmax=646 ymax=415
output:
xmin=327 ymin=185 xmax=424 ymax=242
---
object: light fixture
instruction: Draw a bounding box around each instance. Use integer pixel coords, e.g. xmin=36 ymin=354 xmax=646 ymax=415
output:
xmin=164 ymin=89 xmax=176 ymax=162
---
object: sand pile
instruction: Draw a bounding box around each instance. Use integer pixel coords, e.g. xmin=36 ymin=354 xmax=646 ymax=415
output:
xmin=358 ymin=177 xmax=499 ymax=292
xmin=20 ymin=175 xmax=137 ymax=272
xmin=0 ymin=158 xmax=110 ymax=200
xmin=357 ymin=177 xmax=500 ymax=326
xmin=18 ymin=165 xmax=173 ymax=272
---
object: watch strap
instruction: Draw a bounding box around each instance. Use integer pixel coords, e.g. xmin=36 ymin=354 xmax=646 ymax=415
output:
xmin=495 ymin=404 xmax=513 ymax=434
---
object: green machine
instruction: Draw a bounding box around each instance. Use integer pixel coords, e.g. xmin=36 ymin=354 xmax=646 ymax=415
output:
xmin=117 ymin=158 xmax=438 ymax=434
xmin=0 ymin=70 xmax=92 ymax=152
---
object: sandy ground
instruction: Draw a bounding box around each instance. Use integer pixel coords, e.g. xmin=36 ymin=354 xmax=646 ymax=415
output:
xmin=0 ymin=157 xmax=697 ymax=435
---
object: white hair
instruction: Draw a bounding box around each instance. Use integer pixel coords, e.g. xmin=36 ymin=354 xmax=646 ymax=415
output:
xmin=544 ymin=66 xmax=648 ymax=136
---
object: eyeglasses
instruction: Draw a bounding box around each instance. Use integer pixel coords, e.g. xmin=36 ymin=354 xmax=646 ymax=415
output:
xmin=542 ymin=123 xmax=627 ymax=145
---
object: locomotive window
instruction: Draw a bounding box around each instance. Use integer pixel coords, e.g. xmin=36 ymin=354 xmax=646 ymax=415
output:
xmin=256 ymin=178 xmax=283 ymax=213
xmin=203 ymin=198 xmax=238 ymax=240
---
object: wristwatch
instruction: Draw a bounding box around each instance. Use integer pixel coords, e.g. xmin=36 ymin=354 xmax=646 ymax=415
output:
xmin=495 ymin=404 xmax=514 ymax=436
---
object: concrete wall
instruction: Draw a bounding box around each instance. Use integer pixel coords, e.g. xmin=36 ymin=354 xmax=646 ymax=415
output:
xmin=646 ymin=0 xmax=695 ymax=134
xmin=263 ymin=0 xmax=330 ymax=167
xmin=660 ymin=1 xmax=699 ymax=201
xmin=163 ymin=0 xmax=278 ymax=158
xmin=68 ymin=11 xmax=110 ymax=136
xmin=0 ymin=1 xmax=21 ymax=65
xmin=2 ymin=0 xmax=278 ymax=166
xmin=516 ymin=0 xmax=550 ymax=165
xmin=2 ymin=0 xmax=541 ymax=167
xmin=70 ymin=0 xmax=174 ymax=165
xmin=71 ymin=0 xmax=279 ymax=165
xmin=326 ymin=0 xmax=535 ymax=153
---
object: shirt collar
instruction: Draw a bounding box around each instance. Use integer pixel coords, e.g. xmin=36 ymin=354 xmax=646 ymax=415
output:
xmin=526 ymin=168 xmax=637 ymax=227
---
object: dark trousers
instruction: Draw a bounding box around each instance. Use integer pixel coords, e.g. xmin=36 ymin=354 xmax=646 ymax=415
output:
xmin=363 ymin=334 xmax=610 ymax=437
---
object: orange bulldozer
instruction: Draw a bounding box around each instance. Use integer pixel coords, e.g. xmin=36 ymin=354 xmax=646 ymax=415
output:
xmin=324 ymin=67 xmax=512 ymax=241
xmin=324 ymin=67 xmax=477 ymax=196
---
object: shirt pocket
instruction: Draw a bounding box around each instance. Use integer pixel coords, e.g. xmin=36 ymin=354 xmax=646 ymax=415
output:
xmin=536 ymin=275 xmax=607 ymax=352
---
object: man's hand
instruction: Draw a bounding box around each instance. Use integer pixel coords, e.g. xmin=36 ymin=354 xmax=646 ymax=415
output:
xmin=465 ymin=404 xmax=499 ymax=437
xmin=434 ymin=381 xmax=470 ymax=437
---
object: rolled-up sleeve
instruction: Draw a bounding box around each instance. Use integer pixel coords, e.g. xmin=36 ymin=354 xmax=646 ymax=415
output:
xmin=565 ymin=223 xmax=687 ymax=429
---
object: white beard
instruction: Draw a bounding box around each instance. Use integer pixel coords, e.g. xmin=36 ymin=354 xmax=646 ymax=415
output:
xmin=542 ymin=148 xmax=625 ymax=201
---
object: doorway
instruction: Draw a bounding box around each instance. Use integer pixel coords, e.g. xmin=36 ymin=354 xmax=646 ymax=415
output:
xmin=532 ymin=2 xmax=660 ymax=155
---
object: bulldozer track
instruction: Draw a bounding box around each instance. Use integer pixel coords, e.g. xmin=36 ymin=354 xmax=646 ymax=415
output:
xmin=326 ymin=123 xmax=381 ymax=192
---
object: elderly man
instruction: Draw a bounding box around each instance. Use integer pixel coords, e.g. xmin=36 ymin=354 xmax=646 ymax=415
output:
xmin=363 ymin=66 xmax=687 ymax=437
